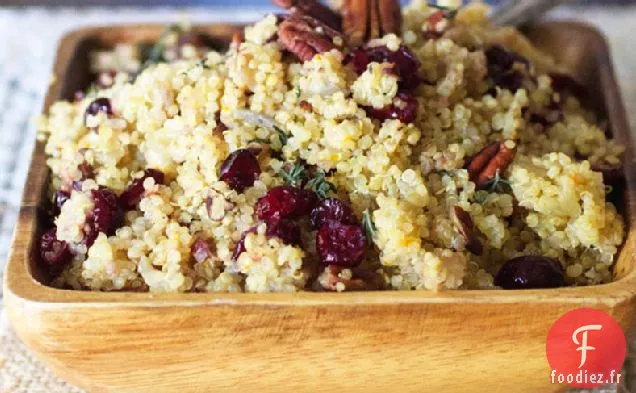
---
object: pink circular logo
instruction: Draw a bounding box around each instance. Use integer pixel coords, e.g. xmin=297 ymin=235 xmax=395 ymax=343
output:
xmin=546 ymin=308 xmax=626 ymax=388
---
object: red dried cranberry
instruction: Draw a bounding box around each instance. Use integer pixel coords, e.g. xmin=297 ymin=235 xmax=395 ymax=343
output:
xmin=219 ymin=149 xmax=261 ymax=192
xmin=310 ymin=198 xmax=357 ymax=229
xmin=85 ymin=186 xmax=123 ymax=247
xmin=265 ymin=219 xmax=302 ymax=246
xmin=40 ymin=227 xmax=72 ymax=268
xmin=231 ymin=219 xmax=301 ymax=261
xmin=549 ymin=73 xmax=588 ymax=101
xmin=364 ymin=93 xmax=418 ymax=123
xmin=119 ymin=169 xmax=165 ymax=209
xmin=485 ymin=45 xmax=529 ymax=93
xmin=346 ymin=45 xmax=421 ymax=90
xmin=78 ymin=162 xmax=95 ymax=180
xmin=85 ymin=97 xmax=113 ymax=122
xmin=316 ymin=221 xmax=366 ymax=267
xmin=191 ymin=238 xmax=213 ymax=263
xmin=494 ymin=256 xmax=565 ymax=290
xmin=255 ymin=185 xmax=318 ymax=221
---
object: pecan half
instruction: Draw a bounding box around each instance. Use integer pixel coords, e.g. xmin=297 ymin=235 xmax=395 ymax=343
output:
xmin=278 ymin=14 xmax=342 ymax=62
xmin=272 ymin=0 xmax=342 ymax=31
xmin=314 ymin=266 xmax=386 ymax=292
xmin=466 ymin=141 xmax=517 ymax=190
xmin=342 ymin=0 xmax=402 ymax=47
xmin=451 ymin=206 xmax=483 ymax=256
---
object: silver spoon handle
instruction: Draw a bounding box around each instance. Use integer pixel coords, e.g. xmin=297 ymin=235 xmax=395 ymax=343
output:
xmin=490 ymin=0 xmax=573 ymax=27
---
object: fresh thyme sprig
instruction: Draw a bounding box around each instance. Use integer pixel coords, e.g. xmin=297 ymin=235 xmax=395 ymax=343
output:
xmin=428 ymin=2 xmax=458 ymax=18
xmin=273 ymin=125 xmax=289 ymax=147
xmin=306 ymin=170 xmax=336 ymax=199
xmin=138 ymin=24 xmax=183 ymax=73
xmin=362 ymin=209 xmax=376 ymax=245
xmin=281 ymin=163 xmax=307 ymax=188
xmin=483 ymin=170 xmax=512 ymax=194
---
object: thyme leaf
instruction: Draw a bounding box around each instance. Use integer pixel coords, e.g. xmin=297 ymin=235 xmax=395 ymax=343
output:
xmin=273 ymin=125 xmax=289 ymax=147
xmin=483 ymin=170 xmax=512 ymax=194
xmin=362 ymin=209 xmax=376 ymax=245
xmin=139 ymin=24 xmax=183 ymax=73
xmin=281 ymin=163 xmax=307 ymax=188
xmin=306 ymin=170 xmax=336 ymax=199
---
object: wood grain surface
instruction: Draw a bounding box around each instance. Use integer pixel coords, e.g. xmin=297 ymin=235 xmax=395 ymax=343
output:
xmin=3 ymin=22 xmax=635 ymax=393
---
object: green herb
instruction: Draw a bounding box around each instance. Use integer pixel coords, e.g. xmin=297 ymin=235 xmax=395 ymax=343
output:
xmin=248 ymin=137 xmax=271 ymax=145
xmin=273 ymin=125 xmax=289 ymax=147
xmin=605 ymin=185 xmax=613 ymax=194
xmin=483 ymin=170 xmax=512 ymax=194
xmin=281 ymin=163 xmax=307 ymax=188
xmin=197 ymin=58 xmax=211 ymax=69
xmin=306 ymin=170 xmax=336 ymax=199
xmin=473 ymin=192 xmax=489 ymax=205
xmin=362 ymin=209 xmax=376 ymax=245
xmin=295 ymin=87 xmax=301 ymax=98
xmin=428 ymin=2 xmax=458 ymax=18
xmin=139 ymin=24 xmax=183 ymax=73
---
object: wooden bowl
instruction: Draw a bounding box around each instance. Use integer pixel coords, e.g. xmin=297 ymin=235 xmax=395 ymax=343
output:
xmin=4 ymin=22 xmax=636 ymax=393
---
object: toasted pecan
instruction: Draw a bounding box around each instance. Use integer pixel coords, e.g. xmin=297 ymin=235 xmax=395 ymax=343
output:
xmin=272 ymin=0 xmax=342 ymax=31
xmin=278 ymin=14 xmax=342 ymax=61
xmin=467 ymin=141 xmax=517 ymax=190
xmin=342 ymin=0 xmax=401 ymax=47
xmin=451 ymin=206 xmax=483 ymax=256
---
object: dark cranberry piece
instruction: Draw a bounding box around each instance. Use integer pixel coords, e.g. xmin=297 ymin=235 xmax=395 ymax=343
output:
xmin=485 ymin=45 xmax=529 ymax=93
xmin=85 ymin=186 xmax=124 ymax=247
xmin=219 ymin=149 xmax=261 ymax=192
xmin=310 ymin=198 xmax=357 ymax=229
xmin=494 ymin=256 xmax=565 ymax=290
xmin=78 ymin=162 xmax=95 ymax=180
xmin=364 ymin=93 xmax=418 ymax=124
xmin=119 ymin=169 xmax=165 ymax=209
xmin=255 ymin=185 xmax=318 ymax=221
xmin=40 ymin=227 xmax=73 ymax=268
xmin=347 ymin=45 xmax=421 ymax=90
xmin=85 ymin=97 xmax=113 ymax=121
xmin=231 ymin=219 xmax=301 ymax=261
xmin=316 ymin=221 xmax=366 ymax=267
xmin=265 ymin=219 xmax=302 ymax=246
xmin=52 ymin=190 xmax=71 ymax=216
xmin=549 ymin=73 xmax=588 ymax=101
xmin=592 ymin=162 xmax=624 ymax=186
xmin=191 ymin=238 xmax=213 ymax=263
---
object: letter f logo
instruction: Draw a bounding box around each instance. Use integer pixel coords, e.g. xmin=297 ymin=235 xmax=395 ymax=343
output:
xmin=572 ymin=324 xmax=602 ymax=368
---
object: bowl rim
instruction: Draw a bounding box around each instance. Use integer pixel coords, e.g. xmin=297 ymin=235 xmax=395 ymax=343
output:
xmin=4 ymin=21 xmax=636 ymax=308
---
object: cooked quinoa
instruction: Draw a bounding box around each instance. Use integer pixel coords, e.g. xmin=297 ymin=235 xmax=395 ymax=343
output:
xmin=37 ymin=1 xmax=625 ymax=293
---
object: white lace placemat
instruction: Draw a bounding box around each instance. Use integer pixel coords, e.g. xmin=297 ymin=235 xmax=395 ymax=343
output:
xmin=0 ymin=5 xmax=634 ymax=393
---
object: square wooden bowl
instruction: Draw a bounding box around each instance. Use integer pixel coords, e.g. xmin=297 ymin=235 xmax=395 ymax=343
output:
xmin=3 ymin=22 xmax=636 ymax=393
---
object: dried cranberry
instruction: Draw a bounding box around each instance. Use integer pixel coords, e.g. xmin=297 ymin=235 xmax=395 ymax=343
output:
xmin=256 ymin=185 xmax=318 ymax=221
xmin=364 ymin=93 xmax=418 ymax=123
xmin=191 ymin=238 xmax=213 ymax=263
xmin=232 ymin=219 xmax=301 ymax=261
xmin=219 ymin=149 xmax=261 ymax=192
xmin=346 ymin=45 xmax=421 ymax=90
xmin=78 ymin=162 xmax=95 ymax=180
xmin=119 ymin=169 xmax=165 ymax=209
xmin=52 ymin=190 xmax=71 ymax=216
xmin=85 ymin=97 xmax=113 ymax=122
xmin=549 ymin=73 xmax=588 ymax=101
xmin=266 ymin=219 xmax=302 ymax=246
xmin=40 ymin=227 xmax=72 ymax=268
xmin=485 ymin=45 xmax=529 ymax=93
xmin=85 ymin=186 xmax=123 ymax=247
xmin=316 ymin=221 xmax=366 ymax=267
xmin=494 ymin=256 xmax=565 ymax=290
xmin=310 ymin=198 xmax=357 ymax=229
